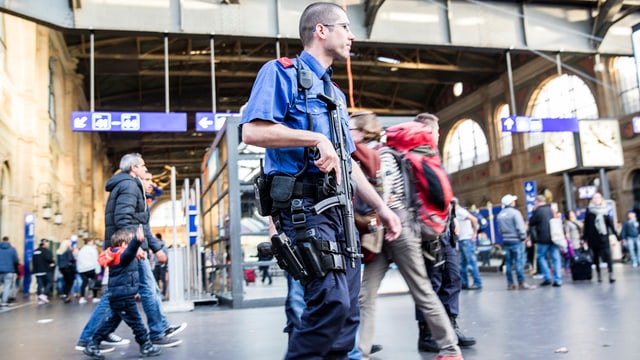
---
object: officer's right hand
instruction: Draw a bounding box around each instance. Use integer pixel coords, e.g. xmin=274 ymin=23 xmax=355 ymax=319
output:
xmin=313 ymin=139 xmax=341 ymax=184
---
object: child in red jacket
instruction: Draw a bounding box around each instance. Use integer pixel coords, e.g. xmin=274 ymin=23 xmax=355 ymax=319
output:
xmin=83 ymin=227 xmax=161 ymax=360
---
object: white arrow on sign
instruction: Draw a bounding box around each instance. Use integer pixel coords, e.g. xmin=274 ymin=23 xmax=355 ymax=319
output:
xmin=503 ymin=117 xmax=514 ymax=131
xmin=199 ymin=116 xmax=214 ymax=129
xmin=74 ymin=116 xmax=88 ymax=128
xmin=525 ymin=182 xmax=533 ymax=192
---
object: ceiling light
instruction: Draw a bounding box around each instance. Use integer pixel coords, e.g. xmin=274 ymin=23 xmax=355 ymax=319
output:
xmin=376 ymin=56 xmax=400 ymax=64
xmin=453 ymin=82 xmax=463 ymax=97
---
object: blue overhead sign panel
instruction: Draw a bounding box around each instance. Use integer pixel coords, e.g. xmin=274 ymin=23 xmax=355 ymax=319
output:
xmin=633 ymin=116 xmax=640 ymax=134
xmin=524 ymin=180 xmax=537 ymax=219
xmin=71 ymin=111 xmax=187 ymax=132
xmin=501 ymin=117 xmax=579 ymax=133
xmin=195 ymin=112 xmax=237 ymax=132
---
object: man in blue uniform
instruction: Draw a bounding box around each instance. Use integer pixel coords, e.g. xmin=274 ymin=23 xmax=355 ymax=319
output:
xmin=241 ymin=3 xmax=401 ymax=359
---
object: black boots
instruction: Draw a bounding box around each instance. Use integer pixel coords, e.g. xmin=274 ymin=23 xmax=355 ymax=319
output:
xmin=451 ymin=315 xmax=476 ymax=347
xmin=417 ymin=316 xmax=476 ymax=353
xmin=417 ymin=321 xmax=439 ymax=352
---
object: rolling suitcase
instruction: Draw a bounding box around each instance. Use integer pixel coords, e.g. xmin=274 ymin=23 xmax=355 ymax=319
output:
xmin=244 ymin=268 xmax=256 ymax=285
xmin=570 ymin=248 xmax=593 ymax=281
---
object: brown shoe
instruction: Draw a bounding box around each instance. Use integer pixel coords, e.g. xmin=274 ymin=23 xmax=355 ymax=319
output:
xmin=507 ymin=284 xmax=517 ymax=290
xmin=519 ymin=283 xmax=536 ymax=290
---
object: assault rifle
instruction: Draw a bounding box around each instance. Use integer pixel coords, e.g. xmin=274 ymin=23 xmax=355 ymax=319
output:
xmin=313 ymin=93 xmax=360 ymax=268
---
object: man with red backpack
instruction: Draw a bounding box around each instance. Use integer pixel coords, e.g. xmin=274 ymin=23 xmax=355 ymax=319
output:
xmin=354 ymin=112 xmax=462 ymax=360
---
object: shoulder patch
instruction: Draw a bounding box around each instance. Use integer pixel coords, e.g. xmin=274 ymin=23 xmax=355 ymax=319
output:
xmin=276 ymin=57 xmax=295 ymax=68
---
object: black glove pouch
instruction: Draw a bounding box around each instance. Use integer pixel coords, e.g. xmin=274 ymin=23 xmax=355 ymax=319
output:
xmin=270 ymin=175 xmax=296 ymax=209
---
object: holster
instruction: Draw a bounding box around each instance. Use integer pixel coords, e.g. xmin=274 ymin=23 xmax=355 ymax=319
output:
xmin=253 ymin=169 xmax=272 ymax=216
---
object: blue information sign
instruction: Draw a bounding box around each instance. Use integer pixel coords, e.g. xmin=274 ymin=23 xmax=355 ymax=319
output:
xmin=501 ymin=117 xmax=579 ymax=133
xmin=23 ymin=214 xmax=35 ymax=294
xmin=71 ymin=111 xmax=187 ymax=132
xmin=633 ymin=116 xmax=640 ymax=134
xmin=524 ymin=180 xmax=537 ymax=219
xmin=195 ymin=112 xmax=237 ymax=132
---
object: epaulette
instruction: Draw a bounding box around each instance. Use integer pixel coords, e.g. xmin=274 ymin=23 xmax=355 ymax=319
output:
xmin=276 ymin=57 xmax=295 ymax=68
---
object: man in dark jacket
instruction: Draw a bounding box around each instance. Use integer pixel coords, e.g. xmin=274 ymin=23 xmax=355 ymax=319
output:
xmin=0 ymin=236 xmax=19 ymax=306
xmin=529 ymin=195 xmax=563 ymax=287
xmin=31 ymin=238 xmax=55 ymax=304
xmin=77 ymin=153 xmax=185 ymax=352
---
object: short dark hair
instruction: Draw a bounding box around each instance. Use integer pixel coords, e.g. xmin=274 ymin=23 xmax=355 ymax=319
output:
xmin=299 ymin=2 xmax=344 ymax=46
xmin=2 ymin=236 xmax=8 ymax=242
xmin=111 ymin=229 xmax=134 ymax=247
xmin=155 ymin=233 xmax=162 ymax=240
xmin=413 ymin=113 xmax=439 ymax=126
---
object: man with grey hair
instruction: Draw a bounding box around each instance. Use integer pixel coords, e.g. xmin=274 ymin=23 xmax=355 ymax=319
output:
xmin=76 ymin=153 xmax=186 ymax=355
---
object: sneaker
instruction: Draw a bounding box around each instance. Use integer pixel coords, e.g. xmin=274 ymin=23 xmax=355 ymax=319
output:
xmin=75 ymin=341 xmax=115 ymax=353
xmin=467 ymin=284 xmax=482 ymax=290
xmin=0 ymin=303 xmax=9 ymax=307
xmin=79 ymin=297 xmax=87 ymax=304
xmin=38 ymin=294 xmax=49 ymax=303
xmin=540 ymin=280 xmax=552 ymax=286
xmin=102 ymin=333 xmax=130 ymax=346
xmin=433 ymin=355 xmax=463 ymax=360
xmin=152 ymin=336 xmax=182 ymax=348
xmin=552 ymin=282 xmax=562 ymax=287
xmin=37 ymin=300 xmax=45 ymax=305
xmin=82 ymin=343 xmax=105 ymax=360
xmin=92 ymin=298 xmax=101 ymax=304
xmin=140 ymin=341 xmax=162 ymax=357
xmin=165 ymin=323 xmax=188 ymax=338
xmin=519 ymin=283 xmax=536 ymax=290
xmin=418 ymin=336 xmax=439 ymax=353
xmin=507 ymin=284 xmax=517 ymax=290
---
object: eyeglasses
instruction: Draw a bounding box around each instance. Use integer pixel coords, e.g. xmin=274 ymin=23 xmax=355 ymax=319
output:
xmin=315 ymin=22 xmax=351 ymax=33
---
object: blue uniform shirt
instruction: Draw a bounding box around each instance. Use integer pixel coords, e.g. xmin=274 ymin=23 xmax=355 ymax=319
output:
xmin=241 ymin=51 xmax=355 ymax=175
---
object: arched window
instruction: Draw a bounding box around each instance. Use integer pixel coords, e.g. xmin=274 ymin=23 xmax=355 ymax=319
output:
xmin=496 ymin=104 xmax=512 ymax=157
xmin=528 ymin=74 xmax=598 ymax=148
xmin=444 ymin=119 xmax=490 ymax=172
xmin=612 ymin=56 xmax=640 ymax=115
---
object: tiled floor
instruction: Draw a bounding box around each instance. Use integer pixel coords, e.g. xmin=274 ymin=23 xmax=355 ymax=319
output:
xmin=1 ymin=264 xmax=639 ymax=359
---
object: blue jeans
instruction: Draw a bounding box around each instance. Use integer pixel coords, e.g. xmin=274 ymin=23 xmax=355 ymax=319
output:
xmin=503 ymin=242 xmax=525 ymax=286
xmin=0 ymin=273 xmax=15 ymax=303
xmin=458 ymin=239 xmax=482 ymax=287
xmin=79 ymin=258 xmax=170 ymax=343
xmin=626 ymin=236 xmax=639 ymax=266
xmin=536 ymin=243 xmax=563 ymax=285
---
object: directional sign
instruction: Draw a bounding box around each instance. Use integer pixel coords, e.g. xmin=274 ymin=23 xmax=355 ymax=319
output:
xmin=501 ymin=117 xmax=579 ymax=133
xmin=578 ymin=185 xmax=597 ymax=200
xmin=71 ymin=111 xmax=187 ymax=132
xmin=195 ymin=112 xmax=238 ymax=132
xmin=523 ymin=180 xmax=537 ymax=219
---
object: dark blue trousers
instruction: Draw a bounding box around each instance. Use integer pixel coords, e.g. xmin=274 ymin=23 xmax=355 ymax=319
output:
xmin=416 ymin=237 xmax=461 ymax=321
xmin=92 ymin=297 xmax=149 ymax=345
xmin=280 ymin=197 xmax=360 ymax=360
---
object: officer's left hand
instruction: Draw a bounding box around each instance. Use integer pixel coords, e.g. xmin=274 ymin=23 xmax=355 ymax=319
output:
xmin=377 ymin=206 xmax=402 ymax=241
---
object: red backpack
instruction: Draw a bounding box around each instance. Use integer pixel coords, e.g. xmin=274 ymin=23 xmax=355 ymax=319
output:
xmin=385 ymin=122 xmax=454 ymax=240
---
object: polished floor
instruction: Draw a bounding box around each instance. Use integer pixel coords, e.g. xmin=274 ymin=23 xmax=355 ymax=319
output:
xmin=1 ymin=264 xmax=639 ymax=360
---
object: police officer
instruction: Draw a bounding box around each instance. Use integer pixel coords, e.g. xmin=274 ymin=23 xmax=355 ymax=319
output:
xmin=241 ymin=3 xmax=401 ymax=359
